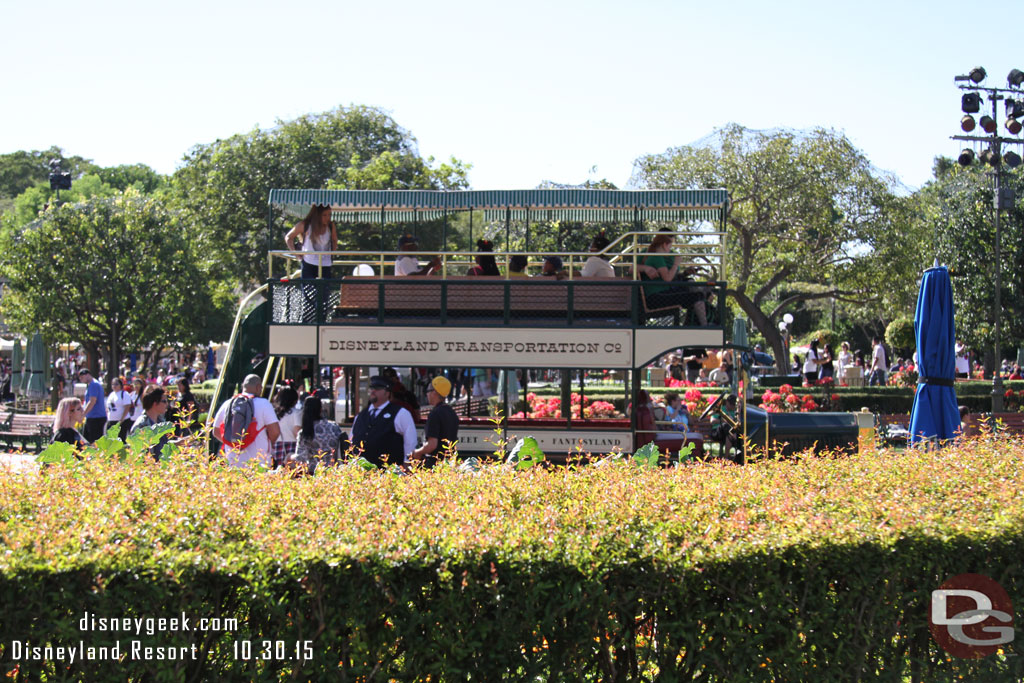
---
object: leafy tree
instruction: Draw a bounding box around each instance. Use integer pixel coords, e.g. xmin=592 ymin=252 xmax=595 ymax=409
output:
xmin=332 ymin=151 xmax=469 ymax=192
xmin=0 ymin=147 xmax=98 ymax=200
xmin=3 ymin=174 xmax=120 ymax=229
xmin=95 ymin=164 xmax=166 ymax=194
xmin=171 ymin=105 xmax=470 ymax=286
xmin=885 ymin=316 xmax=916 ymax=356
xmin=919 ymin=158 xmax=1024 ymax=359
xmin=632 ymin=124 xmax=922 ymax=371
xmin=0 ymin=191 xmax=234 ymax=381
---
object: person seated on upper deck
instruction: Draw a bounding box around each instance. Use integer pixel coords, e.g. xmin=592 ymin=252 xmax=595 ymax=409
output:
xmin=467 ymin=239 xmax=500 ymax=276
xmin=539 ymin=255 xmax=568 ymax=280
xmin=284 ymin=204 xmax=338 ymax=279
xmin=580 ymin=232 xmax=615 ymax=278
xmin=508 ymin=254 xmax=529 ymax=277
xmin=395 ymin=234 xmax=441 ymax=276
xmin=638 ymin=233 xmax=708 ymax=326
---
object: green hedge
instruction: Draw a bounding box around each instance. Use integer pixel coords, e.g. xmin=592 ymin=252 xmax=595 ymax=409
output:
xmin=1 ymin=443 xmax=1022 ymax=680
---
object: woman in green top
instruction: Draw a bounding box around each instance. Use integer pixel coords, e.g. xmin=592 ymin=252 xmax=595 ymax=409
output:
xmin=639 ymin=233 xmax=708 ymax=325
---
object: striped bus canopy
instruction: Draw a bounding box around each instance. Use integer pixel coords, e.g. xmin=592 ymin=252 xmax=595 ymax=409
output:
xmin=269 ymin=189 xmax=729 ymax=223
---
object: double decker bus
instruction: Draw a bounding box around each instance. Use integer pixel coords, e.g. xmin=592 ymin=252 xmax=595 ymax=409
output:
xmin=211 ymin=188 xmax=732 ymax=461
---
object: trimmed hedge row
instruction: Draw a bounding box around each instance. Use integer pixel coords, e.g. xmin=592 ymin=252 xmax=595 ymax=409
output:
xmin=1 ymin=440 xmax=1022 ymax=680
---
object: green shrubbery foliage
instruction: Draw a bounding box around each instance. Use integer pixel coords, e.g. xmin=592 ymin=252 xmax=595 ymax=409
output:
xmin=1 ymin=438 xmax=1022 ymax=681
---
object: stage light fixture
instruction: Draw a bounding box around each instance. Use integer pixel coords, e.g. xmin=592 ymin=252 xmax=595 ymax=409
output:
xmin=1007 ymin=118 xmax=1023 ymax=135
xmin=958 ymin=149 xmax=975 ymax=166
xmin=962 ymin=93 xmax=982 ymax=113
xmin=961 ymin=115 xmax=976 ymax=131
xmin=969 ymin=67 xmax=987 ymax=83
xmin=1009 ymin=69 xmax=1024 ymax=88
xmin=980 ymin=149 xmax=1000 ymax=167
xmin=1004 ymin=151 xmax=1022 ymax=168
xmin=980 ymin=115 xmax=998 ymax=133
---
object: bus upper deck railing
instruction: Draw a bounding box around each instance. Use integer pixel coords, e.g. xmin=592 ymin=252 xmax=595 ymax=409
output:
xmin=267 ymin=229 xmax=727 ymax=281
xmin=268 ymin=276 xmax=726 ymax=330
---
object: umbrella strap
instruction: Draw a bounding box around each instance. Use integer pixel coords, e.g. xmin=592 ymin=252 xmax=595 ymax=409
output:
xmin=918 ymin=377 xmax=955 ymax=387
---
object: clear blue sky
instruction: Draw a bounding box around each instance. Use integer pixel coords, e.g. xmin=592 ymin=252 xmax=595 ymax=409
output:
xmin=3 ymin=0 xmax=1019 ymax=191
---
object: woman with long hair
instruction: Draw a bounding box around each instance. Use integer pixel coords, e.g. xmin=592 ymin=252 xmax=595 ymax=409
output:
xmin=467 ymin=239 xmax=500 ymax=276
xmin=803 ymin=339 xmax=821 ymax=384
xmin=271 ymin=385 xmax=302 ymax=468
xmin=173 ymin=377 xmax=199 ymax=436
xmin=819 ymin=343 xmax=836 ymax=380
xmin=639 ymin=233 xmax=708 ymax=325
xmin=127 ymin=377 xmax=146 ymax=424
xmin=284 ymin=204 xmax=338 ymax=279
xmin=52 ymin=397 xmax=88 ymax=450
xmin=290 ymin=395 xmax=345 ymax=475
xmin=105 ymin=377 xmax=134 ymax=441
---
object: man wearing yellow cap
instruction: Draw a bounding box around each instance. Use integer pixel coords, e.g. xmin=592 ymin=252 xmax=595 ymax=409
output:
xmin=410 ymin=375 xmax=459 ymax=467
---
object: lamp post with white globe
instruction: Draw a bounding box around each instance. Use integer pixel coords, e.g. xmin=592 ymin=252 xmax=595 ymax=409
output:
xmin=778 ymin=313 xmax=794 ymax=375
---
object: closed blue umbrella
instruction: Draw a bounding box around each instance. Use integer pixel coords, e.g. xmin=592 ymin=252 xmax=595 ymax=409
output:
xmin=909 ymin=266 xmax=960 ymax=444
xmin=10 ymin=340 xmax=23 ymax=397
xmin=25 ymin=333 xmax=47 ymax=399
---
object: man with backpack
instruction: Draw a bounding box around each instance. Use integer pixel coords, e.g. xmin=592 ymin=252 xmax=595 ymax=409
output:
xmin=213 ymin=374 xmax=281 ymax=467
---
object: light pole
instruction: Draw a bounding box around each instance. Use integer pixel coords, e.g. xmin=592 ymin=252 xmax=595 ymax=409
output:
xmin=951 ymin=66 xmax=1024 ymax=413
xmin=778 ymin=313 xmax=793 ymax=375
xmin=47 ymin=159 xmax=71 ymax=204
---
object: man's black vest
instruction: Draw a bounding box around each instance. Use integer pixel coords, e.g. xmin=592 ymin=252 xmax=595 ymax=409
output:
xmin=351 ymin=403 xmax=404 ymax=468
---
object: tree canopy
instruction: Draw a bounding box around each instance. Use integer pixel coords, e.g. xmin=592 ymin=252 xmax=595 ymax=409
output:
xmin=919 ymin=159 xmax=1024 ymax=358
xmin=0 ymin=191 xmax=233 ymax=377
xmin=632 ymin=124 xmax=923 ymax=369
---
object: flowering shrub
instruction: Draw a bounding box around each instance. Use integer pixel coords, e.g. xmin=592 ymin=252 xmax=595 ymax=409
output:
xmin=1004 ymin=389 xmax=1024 ymax=412
xmin=888 ymin=369 xmax=919 ymax=388
xmin=760 ymin=383 xmax=823 ymax=413
xmin=683 ymin=388 xmax=710 ymax=415
xmin=0 ymin=440 xmax=1021 ymax=680
xmin=665 ymin=377 xmax=714 ymax=388
xmin=513 ymin=392 xmax=620 ymax=420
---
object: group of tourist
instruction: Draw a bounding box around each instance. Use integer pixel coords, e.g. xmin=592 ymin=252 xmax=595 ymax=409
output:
xmin=793 ymin=337 xmax=889 ymax=386
xmin=51 ymin=370 xmax=198 ymax=458
xmin=209 ymin=371 xmax=460 ymax=473
xmin=660 ymin=348 xmax=735 ymax=387
xmin=287 ymin=206 xmax=712 ymax=325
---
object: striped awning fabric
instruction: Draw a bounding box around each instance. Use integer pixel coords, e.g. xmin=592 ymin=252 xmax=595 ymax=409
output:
xmin=269 ymin=189 xmax=729 ymax=222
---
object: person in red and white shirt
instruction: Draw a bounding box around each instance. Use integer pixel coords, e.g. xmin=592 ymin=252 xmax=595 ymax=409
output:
xmin=213 ymin=374 xmax=281 ymax=468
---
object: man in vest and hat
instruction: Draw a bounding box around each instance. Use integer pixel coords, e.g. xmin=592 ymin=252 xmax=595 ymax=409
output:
xmin=350 ymin=375 xmax=417 ymax=468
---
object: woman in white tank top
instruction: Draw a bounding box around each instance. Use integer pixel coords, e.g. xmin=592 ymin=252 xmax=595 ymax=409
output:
xmin=284 ymin=204 xmax=338 ymax=279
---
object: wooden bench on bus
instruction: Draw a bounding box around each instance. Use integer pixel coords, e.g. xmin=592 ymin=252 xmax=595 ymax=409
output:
xmin=334 ymin=276 xmax=635 ymax=320
xmin=0 ymin=412 xmax=55 ymax=454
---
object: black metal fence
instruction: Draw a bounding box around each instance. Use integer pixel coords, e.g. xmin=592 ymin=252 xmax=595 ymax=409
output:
xmin=269 ymin=277 xmax=726 ymax=329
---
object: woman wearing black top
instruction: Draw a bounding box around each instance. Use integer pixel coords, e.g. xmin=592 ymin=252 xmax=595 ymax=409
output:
xmin=819 ymin=343 xmax=836 ymax=380
xmin=52 ymin=397 xmax=88 ymax=451
xmin=171 ymin=378 xmax=199 ymax=436
xmin=467 ymin=239 xmax=500 ymax=276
